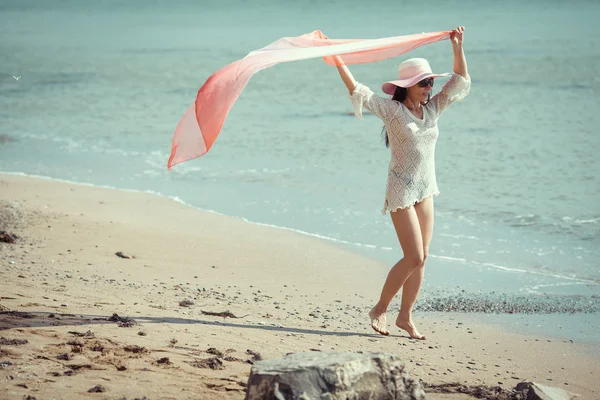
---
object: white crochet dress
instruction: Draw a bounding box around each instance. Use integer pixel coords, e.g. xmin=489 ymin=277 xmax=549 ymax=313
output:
xmin=350 ymin=73 xmax=471 ymax=214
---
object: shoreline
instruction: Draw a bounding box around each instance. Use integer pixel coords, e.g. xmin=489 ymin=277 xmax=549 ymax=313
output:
xmin=1 ymin=173 xmax=599 ymax=399
xmin=3 ymin=170 xmax=597 ymax=293
xmin=2 ymin=171 xmax=599 ymax=345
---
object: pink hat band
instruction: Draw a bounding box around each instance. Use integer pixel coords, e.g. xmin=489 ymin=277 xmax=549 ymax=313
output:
xmin=382 ymin=58 xmax=450 ymax=95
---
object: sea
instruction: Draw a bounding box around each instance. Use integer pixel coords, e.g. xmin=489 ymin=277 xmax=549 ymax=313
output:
xmin=1 ymin=0 xmax=599 ymax=341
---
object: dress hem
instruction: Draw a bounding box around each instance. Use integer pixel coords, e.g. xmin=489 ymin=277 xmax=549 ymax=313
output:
xmin=381 ymin=191 xmax=440 ymax=215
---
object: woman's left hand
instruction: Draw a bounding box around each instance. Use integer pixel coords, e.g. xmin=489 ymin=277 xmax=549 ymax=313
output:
xmin=450 ymin=26 xmax=465 ymax=46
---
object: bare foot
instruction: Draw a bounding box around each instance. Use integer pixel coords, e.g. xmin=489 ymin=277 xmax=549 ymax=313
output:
xmin=395 ymin=315 xmax=426 ymax=340
xmin=368 ymin=307 xmax=390 ymax=336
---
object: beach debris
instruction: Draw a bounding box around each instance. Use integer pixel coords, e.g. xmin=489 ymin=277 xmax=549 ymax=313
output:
xmin=67 ymin=363 xmax=93 ymax=371
xmin=0 ymin=361 xmax=12 ymax=368
xmin=88 ymin=385 xmax=106 ymax=393
xmin=107 ymin=313 xmax=130 ymax=322
xmin=72 ymin=345 xmax=83 ymax=353
xmin=123 ymin=345 xmax=148 ymax=354
xmin=200 ymin=310 xmax=246 ymax=318
xmin=115 ymin=251 xmax=134 ymax=259
xmin=423 ymin=381 xmax=577 ymax=400
xmin=246 ymin=349 xmax=263 ymax=364
xmin=0 ymin=311 xmax=33 ymax=319
xmin=223 ymin=356 xmax=244 ymax=362
xmin=424 ymin=382 xmax=512 ymax=398
xmin=246 ymin=352 xmax=424 ymax=400
xmin=137 ymin=331 xmax=147 ymax=336
xmin=68 ymin=330 xmax=94 ymax=338
xmin=0 ymin=231 xmax=18 ymax=243
xmin=187 ymin=357 xmax=224 ymax=370
xmin=156 ymin=357 xmax=171 ymax=365
xmin=515 ymin=381 xmax=576 ymax=400
xmin=206 ymin=347 xmax=224 ymax=357
xmin=20 ymin=302 xmax=42 ymax=307
xmin=107 ymin=313 xmax=136 ymax=327
xmin=57 ymin=353 xmax=73 ymax=361
xmin=0 ymin=337 xmax=28 ymax=346
xmin=90 ymin=343 xmax=105 ymax=352
xmin=178 ymin=299 xmax=195 ymax=307
xmin=415 ymin=293 xmax=600 ymax=314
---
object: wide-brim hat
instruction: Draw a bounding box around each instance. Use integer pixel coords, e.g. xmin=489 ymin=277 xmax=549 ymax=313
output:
xmin=382 ymin=58 xmax=451 ymax=95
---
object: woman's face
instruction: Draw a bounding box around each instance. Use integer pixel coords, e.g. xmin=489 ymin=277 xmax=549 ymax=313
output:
xmin=407 ymin=77 xmax=434 ymax=102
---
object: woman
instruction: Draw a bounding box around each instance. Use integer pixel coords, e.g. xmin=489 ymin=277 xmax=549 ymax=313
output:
xmin=336 ymin=26 xmax=470 ymax=340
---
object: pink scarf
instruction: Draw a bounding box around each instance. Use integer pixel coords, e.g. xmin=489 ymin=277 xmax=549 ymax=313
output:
xmin=167 ymin=30 xmax=451 ymax=169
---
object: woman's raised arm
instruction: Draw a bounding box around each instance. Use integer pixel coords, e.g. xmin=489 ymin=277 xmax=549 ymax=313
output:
xmin=450 ymin=26 xmax=470 ymax=80
xmin=334 ymin=56 xmax=358 ymax=94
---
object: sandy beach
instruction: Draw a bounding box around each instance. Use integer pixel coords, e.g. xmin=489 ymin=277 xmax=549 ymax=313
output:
xmin=0 ymin=173 xmax=598 ymax=399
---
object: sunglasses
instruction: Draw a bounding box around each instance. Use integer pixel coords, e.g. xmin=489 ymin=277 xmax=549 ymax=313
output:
xmin=416 ymin=78 xmax=434 ymax=88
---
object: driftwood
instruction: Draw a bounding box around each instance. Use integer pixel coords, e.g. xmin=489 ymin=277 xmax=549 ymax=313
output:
xmin=115 ymin=251 xmax=134 ymax=259
xmin=201 ymin=310 xmax=247 ymax=318
xmin=245 ymin=351 xmax=424 ymax=400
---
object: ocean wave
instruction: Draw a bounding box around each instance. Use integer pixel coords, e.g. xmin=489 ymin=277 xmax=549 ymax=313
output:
xmin=429 ymin=254 xmax=597 ymax=285
xmin=574 ymin=218 xmax=600 ymax=225
xmin=439 ymin=233 xmax=479 ymax=240
xmin=16 ymin=132 xmax=83 ymax=148
xmin=451 ymin=209 xmax=600 ymax=244
xmin=238 ymin=218 xmax=387 ymax=250
xmin=14 ymin=132 xmax=164 ymax=162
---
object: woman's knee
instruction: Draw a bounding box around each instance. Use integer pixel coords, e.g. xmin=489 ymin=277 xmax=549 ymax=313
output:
xmin=407 ymin=249 xmax=428 ymax=269
xmin=406 ymin=250 xmax=425 ymax=268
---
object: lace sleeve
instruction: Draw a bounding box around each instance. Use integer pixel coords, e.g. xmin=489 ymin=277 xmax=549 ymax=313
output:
xmin=349 ymin=83 xmax=396 ymax=121
xmin=429 ymin=73 xmax=471 ymax=117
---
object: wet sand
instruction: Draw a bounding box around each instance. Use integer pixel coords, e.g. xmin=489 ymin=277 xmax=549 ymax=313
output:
xmin=1 ymin=173 xmax=598 ymax=399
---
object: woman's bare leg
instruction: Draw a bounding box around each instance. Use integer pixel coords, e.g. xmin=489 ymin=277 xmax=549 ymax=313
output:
xmin=369 ymin=205 xmax=424 ymax=336
xmin=396 ymin=197 xmax=434 ymax=340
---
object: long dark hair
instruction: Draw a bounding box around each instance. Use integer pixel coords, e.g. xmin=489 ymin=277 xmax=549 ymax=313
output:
xmin=382 ymin=86 xmax=407 ymax=147
xmin=382 ymin=86 xmax=430 ymax=147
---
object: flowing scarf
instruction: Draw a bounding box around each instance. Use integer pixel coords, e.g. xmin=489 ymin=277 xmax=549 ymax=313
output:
xmin=167 ymin=30 xmax=451 ymax=170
